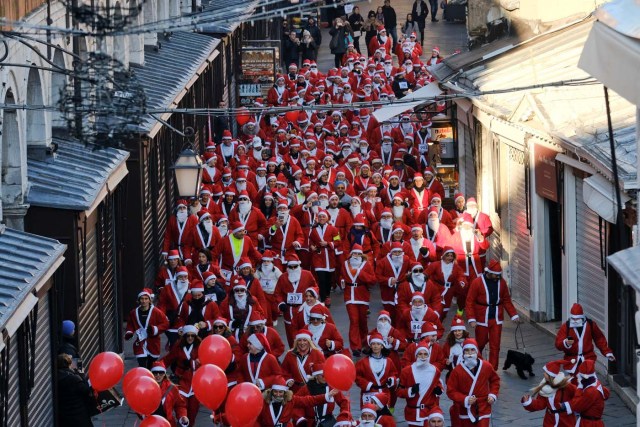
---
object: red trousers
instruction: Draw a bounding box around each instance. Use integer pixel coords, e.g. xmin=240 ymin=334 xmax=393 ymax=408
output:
xmin=461 ymin=418 xmax=490 ymax=427
xmin=346 ymin=304 xmax=369 ymax=350
xmin=264 ymin=293 xmax=279 ymax=325
xmin=186 ymin=395 xmax=200 ymax=426
xmin=474 ymin=319 xmax=502 ymax=369
xmin=449 ymin=401 xmax=461 ymax=427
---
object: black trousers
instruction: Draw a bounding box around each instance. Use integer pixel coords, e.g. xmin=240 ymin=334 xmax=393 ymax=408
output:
xmin=316 ymin=271 xmax=334 ymax=302
xmin=334 ymin=53 xmax=344 ymax=68
xmin=429 ymin=0 xmax=439 ymax=20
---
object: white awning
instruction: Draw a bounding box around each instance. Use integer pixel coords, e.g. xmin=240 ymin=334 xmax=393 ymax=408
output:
xmin=608 ymin=245 xmax=640 ymax=292
xmin=578 ymin=1 xmax=640 ymax=106
xmin=583 ymin=173 xmax=630 ymax=223
xmin=372 ymin=83 xmax=443 ymax=122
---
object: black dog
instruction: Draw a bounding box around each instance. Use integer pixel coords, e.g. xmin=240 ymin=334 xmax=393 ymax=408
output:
xmin=502 ymin=350 xmax=535 ymax=379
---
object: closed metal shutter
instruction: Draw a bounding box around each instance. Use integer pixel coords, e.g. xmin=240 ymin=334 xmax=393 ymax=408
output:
xmin=99 ymin=194 xmax=118 ymax=352
xmin=143 ymin=146 xmax=157 ymax=287
xmin=500 ymin=143 xmax=531 ymax=309
xmin=575 ymin=177 xmax=607 ymax=329
xmin=154 ymin=139 xmax=168 ymax=245
xmin=27 ymin=294 xmax=54 ymax=425
xmin=6 ymin=338 xmax=20 ymax=426
xmin=78 ymin=213 xmax=101 ymax=361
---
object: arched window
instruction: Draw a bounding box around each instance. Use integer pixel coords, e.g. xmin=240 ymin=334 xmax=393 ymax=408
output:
xmin=1 ymin=89 xmax=23 ymax=205
xmin=26 ymin=67 xmax=46 ymax=146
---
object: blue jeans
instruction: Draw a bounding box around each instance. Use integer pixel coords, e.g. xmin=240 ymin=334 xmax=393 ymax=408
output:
xmin=386 ymin=26 xmax=398 ymax=47
xmin=429 ymin=0 xmax=439 ymax=20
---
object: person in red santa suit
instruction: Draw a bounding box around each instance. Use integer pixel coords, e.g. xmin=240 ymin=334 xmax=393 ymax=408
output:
xmin=355 ymin=332 xmax=399 ymax=409
xmin=398 ymin=293 xmax=443 ymax=343
xmin=450 ymin=213 xmax=490 ymax=284
xmin=408 ymin=173 xmax=431 ymax=215
xmin=281 ymin=329 xmax=326 ymax=393
xmin=557 ymin=360 xmax=609 ymax=427
xmin=420 ymin=207 xmax=452 ymax=259
xmin=239 ymin=332 xmax=282 ymax=391
xmin=391 ymin=193 xmax=416 ymax=226
xmin=235 ymin=258 xmax=269 ymax=318
xmin=441 ymin=315 xmax=471 ymax=427
xmin=155 ymin=249 xmax=181 ymax=292
xmin=465 ymin=197 xmax=494 ymax=238
xmin=356 ymin=403 xmax=386 ymax=427
xmin=309 ymin=208 xmax=343 ymax=306
xmin=426 ymin=409 xmax=446 ymax=427
xmin=406 ymin=225 xmax=437 ymax=269
xmin=210 ymin=318 xmax=245 ymax=390
xmin=254 ymin=376 xmax=337 ymax=427
xmin=148 ymin=361 xmax=189 ymax=427
xmin=267 ymin=74 xmax=291 ymax=106
xmin=521 ymin=359 xmax=577 ymax=427
xmin=275 ymin=255 xmax=319 ymax=346
xmin=449 ymin=192 xmax=466 ymax=223
xmin=161 ymin=325 xmax=201 ymax=425
xmin=268 ymin=201 xmax=305 ymax=266
xmin=202 ymin=153 xmax=221 ymax=185
xmin=397 ymin=340 xmax=444 ymax=426
xmin=228 ymin=190 xmax=268 ymax=248
xmin=240 ymin=311 xmax=286 ymax=359
xmin=466 ymin=260 xmax=520 ymax=370
xmin=371 ymin=209 xmax=395 ymax=245
xmin=326 ymin=192 xmax=354 ymax=242
xmin=291 ymin=287 xmax=335 ymax=332
xmin=446 ymin=339 xmax=500 ymax=427
xmin=211 ymin=221 xmax=262 ymax=282
xmin=378 ymin=224 xmax=412 ymax=260
xmin=368 ymin=392 xmax=397 ymax=427
xmin=125 ymin=288 xmax=169 ymax=368
xmin=163 ymin=199 xmax=198 ymax=263
xmin=295 ymin=363 xmax=351 ymax=427
xmin=375 ymin=242 xmax=411 ymax=322
xmin=422 ymin=167 xmax=444 ymax=198
xmin=306 ymin=305 xmax=348 ymax=358
xmin=157 ymin=266 xmax=191 ymax=347
xmin=189 ymin=209 xmax=222 ymax=263
xmin=254 ymin=251 xmax=282 ymax=326
xmin=347 ymin=214 xmax=380 ymax=262
xmin=175 ymin=281 xmax=221 ymax=339
xmin=554 ymin=303 xmax=615 ymax=376
xmin=397 ymin=262 xmax=442 ymax=315
xmin=369 ymin=26 xmax=393 ymax=56
xmin=348 ymin=197 xmax=378 ymax=230
xmin=219 ymin=278 xmax=264 ymax=341
xmin=403 ymin=320 xmax=447 ymax=369
xmin=367 ymin=310 xmax=406 ymax=379
xmin=425 ymin=247 xmax=467 ymax=318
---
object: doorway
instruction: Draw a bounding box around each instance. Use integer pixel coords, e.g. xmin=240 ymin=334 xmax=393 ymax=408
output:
xmin=544 ymin=198 xmax=562 ymax=320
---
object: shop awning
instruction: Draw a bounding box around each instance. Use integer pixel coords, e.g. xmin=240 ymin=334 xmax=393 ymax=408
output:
xmin=583 ymin=173 xmax=630 ymax=224
xmin=578 ymin=0 xmax=640 ymax=106
xmin=372 ymin=83 xmax=443 ymax=123
xmin=27 ymin=137 xmax=129 ymax=216
xmin=608 ymin=245 xmax=640 ymax=293
xmin=0 ymin=226 xmax=66 ymax=347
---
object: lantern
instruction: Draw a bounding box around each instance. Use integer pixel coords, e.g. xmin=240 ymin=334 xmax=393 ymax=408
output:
xmin=172 ymin=128 xmax=203 ymax=198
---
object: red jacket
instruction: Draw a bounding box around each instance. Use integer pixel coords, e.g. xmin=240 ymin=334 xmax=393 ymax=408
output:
xmin=162 ymin=214 xmax=198 ymax=258
xmin=397 ymin=363 xmax=443 ymax=423
xmin=446 ymin=359 xmax=500 ymax=423
xmin=175 ymin=299 xmax=220 ymax=333
xmin=267 ymin=216 xmax=305 ymax=260
xmin=309 ymin=223 xmax=343 ymax=272
xmin=405 ymin=237 xmax=437 ymax=268
xmin=189 ymin=223 xmax=222 ymax=262
xmin=401 ymin=341 xmax=447 ymax=371
xmin=471 ymin=211 xmax=494 ymax=237
xmin=307 ymin=322 xmax=345 ymax=357
xmin=466 ymin=275 xmax=518 ymax=326
xmin=408 ymin=187 xmax=431 ymax=214
xmin=125 ymin=305 xmax=169 ymax=358
xmin=253 ymin=393 xmax=327 ymax=427
xmin=425 ymin=261 xmax=467 ymax=314
xmin=295 ymin=383 xmax=350 ymax=425
xmin=239 ymin=326 xmax=286 ymax=359
xmin=354 ymin=355 xmax=398 ymax=405
xmin=157 ymin=285 xmax=190 ymax=331
xmin=155 ymin=265 xmax=178 ymax=290
xmin=150 ymin=380 xmax=187 ymax=427
xmin=522 ymin=383 xmax=577 ymax=427
xmin=375 ymin=254 xmax=411 ymax=307
xmin=420 ymin=223 xmax=453 ymax=255
xmin=339 ymin=259 xmax=377 ymax=305
xmin=218 ymin=299 xmax=265 ymax=337
xmin=554 ymin=320 xmax=613 ymax=371
xmin=396 ymin=279 xmax=442 ymax=315
xmin=291 ymin=303 xmax=335 ymax=333
xmin=266 ymin=86 xmax=290 ymax=107
xmin=450 ymin=231 xmax=490 ymax=279
xmin=281 ymin=349 xmax=326 ymax=392
xmin=211 ymin=234 xmax=262 ymax=276
xmin=397 ymin=307 xmax=443 ymax=342
xmin=161 ymin=342 xmax=199 ymax=396
xmin=326 ymin=207 xmax=353 ymax=242
xmin=564 ymin=381 xmax=609 ymax=427
xmin=275 ymin=271 xmax=318 ymax=323
xmin=239 ymin=350 xmax=282 ymax=390
xmin=228 ymin=207 xmax=268 ymax=247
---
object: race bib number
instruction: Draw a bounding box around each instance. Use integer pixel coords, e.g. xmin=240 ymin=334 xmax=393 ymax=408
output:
xmin=362 ymin=392 xmax=375 ymax=404
xmin=410 ymin=321 xmax=423 ymax=334
xmin=399 ymin=82 xmax=408 ymax=89
xmin=287 ymin=292 xmax=303 ymax=305
xmin=221 ymin=269 xmax=232 ymax=281
xmin=419 ymin=143 xmax=428 ymax=154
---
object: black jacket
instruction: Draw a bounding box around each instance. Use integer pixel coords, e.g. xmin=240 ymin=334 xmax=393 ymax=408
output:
xmin=411 ymin=0 xmax=429 ymax=23
xmin=329 ymin=26 xmax=348 ymax=54
xmin=382 ymin=5 xmax=397 ymax=28
xmin=58 ymin=336 xmax=81 ymax=359
xmin=282 ymin=37 xmax=301 ymax=62
xmin=305 ymin=23 xmax=322 ymax=46
xmin=57 ymin=368 xmax=94 ymax=427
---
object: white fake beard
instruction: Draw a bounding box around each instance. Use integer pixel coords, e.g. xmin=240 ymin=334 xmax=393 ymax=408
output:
xmin=288 ymin=268 xmax=302 ymax=283
xmin=190 ymin=206 xmax=201 ymax=216
xmin=379 ymin=35 xmax=387 ymax=43
xmin=411 ymin=305 xmax=427 ymax=320
xmin=412 ymin=273 xmax=425 ymax=286
xmin=377 ymin=321 xmax=391 ymax=337
xmin=319 ymin=199 xmax=329 ymax=209
xmin=401 ymin=123 xmax=413 ymax=133
xmin=237 ymin=183 xmax=247 ymax=193
xmin=308 ymin=322 xmax=324 ymax=337
xmin=393 ymin=206 xmax=404 ymax=218
xmin=380 ymin=218 xmax=393 ymax=229
xmin=176 ymin=279 xmax=189 ymax=294
xmin=391 ymin=255 xmax=403 ymax=268
xmin=467 ymin=207 xmax=478 ymax=218
xmin=382 ymin=143 xmax=392 ymax=153
xmin=177 ymin=211 xmax=188 ymax=223
xmin=350 ymin=205 xmax=361 ymax=216
xmin=359 ymin=421 xmax=375 ymax=427
xmin=235 ymin=294 xmax=247 ymax=310
xmin=239 ymin=201 xmax=252 ymax=215
xmin=253 ymin=149 xmax=262 ymax=160
xmin=415 ymin=358 xmax=430 ymax=369
xmin=280 ymin=212 xmax=290 ymax=223
xmin=463 ymin=354 xmax=479 ymax=369
xmin=349 ymin=256 xmax=362 ymax=268
xmin=311 ymin=205 xmax=319 ymax=214
xmin=428 ymin=219 xmax=440 ymax=231
xmin=261 ymin=263 xmax=275 ymax=275
xmin=569 ymin=318 xmax=585 ymax=328
xmin=218 ymin=225 xmax=228 ymax=236
xmin=203 ymin=222 xmax=213 ymax=233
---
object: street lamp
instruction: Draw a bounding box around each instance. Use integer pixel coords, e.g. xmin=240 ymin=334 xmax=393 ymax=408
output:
xmin=172 ymin=127 xmax=203 ymax=198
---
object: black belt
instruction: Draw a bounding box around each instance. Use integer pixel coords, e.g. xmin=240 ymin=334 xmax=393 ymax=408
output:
xmin=346 ymin=282 xmax=358 ymax=287
xmin=579 ymin=415 xmax=601 ymax=421
xmin=408 ymin=404 xmax=427 ymax=409
xmin=478 ymin=302 xmax=499 ymax=307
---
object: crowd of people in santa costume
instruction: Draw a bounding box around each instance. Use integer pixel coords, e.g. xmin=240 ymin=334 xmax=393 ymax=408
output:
xmin=123 ymin=31 xmax=616 ymax=427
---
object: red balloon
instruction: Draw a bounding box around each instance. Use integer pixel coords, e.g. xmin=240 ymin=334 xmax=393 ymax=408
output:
xmin=140 ymin=415 xmax=171 ymax=427
xmin=324 ymin=354 xmax=356 ymax=391
xmin=192 ymin=364 xmax=228 ymax=410
xmin=199 ymin=335 xmax=232 ymax=369
xmin=285 ymin=110 xmax=299 ymax=123
xmin=122 ymin=367 xmax=154 ymax=393
xmin=225 ymin=382 xmax=263 ymax=426
xmin=88 ymin=351 xmax=124 ymax=391
xmin=125 ymin=376 xmax=162 ymax=416
xmin=236 ymin=107 xmax=251 ymax=126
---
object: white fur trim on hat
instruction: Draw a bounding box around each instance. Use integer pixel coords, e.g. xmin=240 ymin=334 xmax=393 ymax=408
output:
xmin=414 ymin=344 xmax=430 ymax=357
xmin=182 ymin=325 xmax=198 ymax=335
xmin=272 ymin=383 xmax=289 ymax=391
xmin=247 ymin=334 xmax=264 ymax=351
xmin=151 ymin=364 xmax=166 ymax=373
xmin=361 ymin=407 xmax=376 ymax=417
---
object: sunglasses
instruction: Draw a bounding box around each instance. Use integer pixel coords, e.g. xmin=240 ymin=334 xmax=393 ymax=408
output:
xmin=153 ymin=371 xmax=165 ymax=376
xmin=185 ymin=334 xmax=197 ymax=338
xmin=213 ymin=324 xmax=225 ymax=329
xmin=288 ymin=265 xmax=300 ymax=269
xmin=413 ymin=269 xmax=424 ymax=273
xmin=234 ymin=289 xmax=247 ymax=294
xmin=310 ymin=317 xmax=322 ymax=322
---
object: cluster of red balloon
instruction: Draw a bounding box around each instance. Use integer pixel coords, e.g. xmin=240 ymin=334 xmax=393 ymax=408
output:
xmin=87 ymin=351 xmax=124 ymax=391
xmin=324 ymin=354 xmax=356 ymax=391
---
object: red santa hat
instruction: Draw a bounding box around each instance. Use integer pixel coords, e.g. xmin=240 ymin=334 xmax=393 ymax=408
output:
xmin=454 ymin=192 xmax=465 ymax=203
xmin=410 ymin=224 xmax=423 ymax=233
xmin=176 ymin=199 xmax=188 ymax=209
xmin=213 ymin=317 xmax=228 ymax=327
xmin=167 ymin=249 xmax=180 ymax=260
xmin=410 ymin=262 xmax=424 ymax=272
xmin=430 ymin=193 xmax=442 ymax=203
xmin=380 ymin=208 xmax=393 ymax=218
xmin=305 ymin=287 xmax=320 ymax=300
xmin=247 ymin=333 xmax=271 ymax=353
xmin=295 ymin=329 xmax=313 ymax=342
xmin=485 ymin=260 xmax=502 ymax=275
xmin=371 ymin=392 xmax=389 ymax=409
xmin=427 ymin=206 xmax=439 ymax=218
xmin=237 ymin=190 xmax=250 ymax=201
xmin=378 ymin=310 xmax=392 ymax=322
xmin=361 ymin=404 xmax=377 ymax=417
xmin=222 ymin=130 xmax=233 ymax=140
xmin=414 ymin=339 xmax=431 ymax=357
xmin=232 ymin=277 xmax=247 ymax=290
xmin=262 ymin=250 xmax=276 ymax=261
xmin=176 ymin=266 xmax=189 ymax=277
xmin=237 ymin=257 xmax=252 ymax=270
xmin=202 ymin=271 xmax=216 ymax=284
xmin=577 ymin=359 xmax=597 ymax=378
xmin=368 ymin=332 xmax=385 ymax=346
xmin=466 ymin=197 xmax=478 ymax=206
xmin=182 ymin=324 xmax=198 ymax=336
xmin=286 ymin=254 xmax=301 ymax=266
xmin=432 ymin=46 xmax=440 ymax=54
xmin=570 ymin=303 xmax=585 ymax=319
xmin=420 ymin=321 xmax=437 ymax=337
xmin=427 ymin=408 xmax=445 ymax=421
xmin=462 ymin=338 xmax=479 ymax=352
xmin=248 ymin=311 xmax=267 ymax=326
xmin=317 ymin=209 xmax=329 ymax=219
xmin=390 ymin=242 xmax=404 ymax=252
xmin=271 ymin=376 xmax=289 ymax=391
xmin=309 ymin=304 xmax=327 ymax=320
xmin=451 ymin=315 xmax=466 ymax=331
xmin=230 ymin=221 xmax=245 ymax=234
xmin=543 ymin=359 xmax=573 ymax=383
xmin=137 ymin=288 xmax=154 ymax=299
xmin=151 ymin=360 xmax=166 ymax=373
xmin=442 ymin=246 xmax=455 ymax=257
xmin=353 ymin=214 xmax=366 ymax=226
xmin=377 ymin=25 xmax=386 ymax=32
xmin=197 ymin=209 xmax=211 ymax=222
xmin=334 ymin=412 xmax=352 ymax=426
xmin=211 ymin=184 xmax=223 ymax=197
xmin=190 ymin=280 xmax=205 ymax=293
xmin=217 ymin=216 xmax=229 ymax=226
xmin=411 ymin=292 xmax=425 ymax=303
xmin=311 ymin=362 xmax=324 ymax=377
